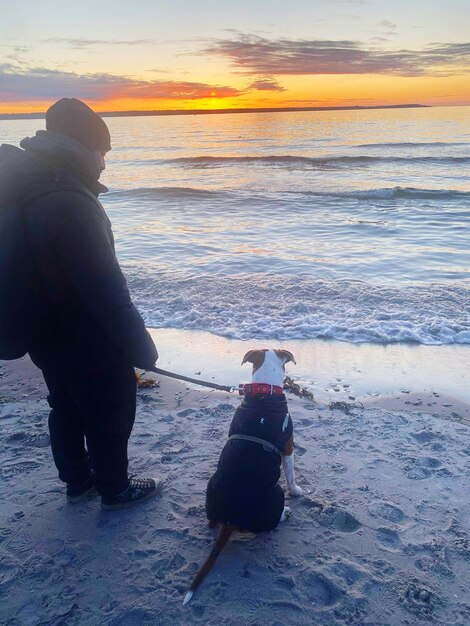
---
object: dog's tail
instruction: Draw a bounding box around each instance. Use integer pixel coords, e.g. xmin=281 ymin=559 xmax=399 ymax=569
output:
xmin=183 ymin=523 xmax=234 ymax=605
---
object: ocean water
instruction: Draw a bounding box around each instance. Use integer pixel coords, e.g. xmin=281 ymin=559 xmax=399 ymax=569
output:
xmin=2 ymin=107 xmax=469 ymax=345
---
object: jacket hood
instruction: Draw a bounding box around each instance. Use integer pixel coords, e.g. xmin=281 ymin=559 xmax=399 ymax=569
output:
xmin=20 ymin=131 xmax=108 ymax=193
xmin=0 ymin=131 xmax=107 ymax=209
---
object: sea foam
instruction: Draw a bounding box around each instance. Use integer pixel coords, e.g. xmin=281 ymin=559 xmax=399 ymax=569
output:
xmin=126 ymin=272 xmax=470 ymax=346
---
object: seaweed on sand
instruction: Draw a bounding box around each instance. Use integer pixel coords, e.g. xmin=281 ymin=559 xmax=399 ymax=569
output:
xmin=283 ymin=376 xmax=315 ymax=402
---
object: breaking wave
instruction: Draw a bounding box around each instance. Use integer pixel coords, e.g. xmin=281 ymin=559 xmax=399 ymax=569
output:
xmin=125 ymin=271 xmax=470 ymax=346
xmin=108 ymin=185 xmax=470 ymax=202
xmin=124 ymin=154 xmax=470 ymax=169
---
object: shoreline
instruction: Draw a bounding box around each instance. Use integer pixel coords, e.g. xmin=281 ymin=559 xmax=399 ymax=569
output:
xmin=2 ymin=340 xmax=468 ymax=423
xmin=4 ymin=328 xmax=468 ymax=422
xmin=147 ymin=328 xmax=470 ymax=409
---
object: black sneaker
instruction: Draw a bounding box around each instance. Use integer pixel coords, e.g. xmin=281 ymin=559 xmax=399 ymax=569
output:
xmin=101 ymin=477 xmax=162 ymax=510
xmin=66 ymin=472 xmax=96 ymax=503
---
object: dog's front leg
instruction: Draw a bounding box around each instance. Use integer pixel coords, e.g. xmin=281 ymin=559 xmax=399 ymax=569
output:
xmin=282 ymin=436 xmax=303 ymax=496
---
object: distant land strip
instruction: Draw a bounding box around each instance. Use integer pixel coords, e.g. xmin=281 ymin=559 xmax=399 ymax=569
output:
xmin=0 ymin=104 xmax=430 ymax=121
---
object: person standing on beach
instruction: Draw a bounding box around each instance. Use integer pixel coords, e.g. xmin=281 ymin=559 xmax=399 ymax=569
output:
xmin=0 ymin=98 xmax=160 ymax=509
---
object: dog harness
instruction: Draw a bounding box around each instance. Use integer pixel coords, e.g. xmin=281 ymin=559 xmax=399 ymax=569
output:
xmin=239 ymin=383 xmax=284 ymax=396
xmin=227 ymin=433 xmax=282 ymax=457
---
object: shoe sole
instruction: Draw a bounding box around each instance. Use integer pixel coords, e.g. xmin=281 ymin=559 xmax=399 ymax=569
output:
xmin=66 ymin=486 xmax=96 ymax=504
xmin=101 ymin=479 xmax=163 ymax=511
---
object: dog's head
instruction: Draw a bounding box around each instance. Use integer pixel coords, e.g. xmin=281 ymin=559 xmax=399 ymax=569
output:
xmin=241 ymin=349 xmax=296 ymax=386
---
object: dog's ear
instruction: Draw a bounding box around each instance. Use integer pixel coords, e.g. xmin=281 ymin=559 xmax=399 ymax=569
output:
xmin=241 ymin=349 xmax=267 ymax=369
xmin=275 ymin=349 xmax=296 ymax=365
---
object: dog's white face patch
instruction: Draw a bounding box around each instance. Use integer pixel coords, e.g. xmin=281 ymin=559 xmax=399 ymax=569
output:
xmin=242 ymin=349 xmax=296 ymax=386
xmin=252 ymin=350 xmax=288 ymax=386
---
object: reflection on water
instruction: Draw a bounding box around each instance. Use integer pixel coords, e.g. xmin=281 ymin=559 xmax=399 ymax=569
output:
xmin=2 ymin=107 xmax=469 ymax=345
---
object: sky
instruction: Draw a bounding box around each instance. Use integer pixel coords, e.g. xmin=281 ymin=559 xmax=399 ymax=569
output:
xmin=1 ymin=0 xmax=469 ymax=113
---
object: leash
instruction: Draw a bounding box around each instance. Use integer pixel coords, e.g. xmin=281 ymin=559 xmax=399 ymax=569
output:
xmin=147 ymin=368 xmax=470 ymax=430
xmin=149 ymin=366 xmax=235 ymax=393
xmin=148 ymin=367 xmax=313 ymax=400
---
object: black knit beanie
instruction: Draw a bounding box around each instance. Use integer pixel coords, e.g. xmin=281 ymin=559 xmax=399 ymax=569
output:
xmin=45 ymin=98 xmax=111 ymax=153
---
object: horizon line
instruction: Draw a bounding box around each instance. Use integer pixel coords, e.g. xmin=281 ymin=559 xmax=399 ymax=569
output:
xmin=0 ymin=103 xmax=432 ymax=121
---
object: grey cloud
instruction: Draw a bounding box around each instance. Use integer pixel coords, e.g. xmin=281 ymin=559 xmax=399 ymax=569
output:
xmin=0 ymin=67 xmax=123 ymax=101
xmin=43 ymin=38 xmax=155 ymax=49
xmin=370 ymin=37 xmax=391 ymax=44
xmin=378 ymin=20 xmax=398 ymax=36
xmin=379 ymin=20 xmax=397 ymax=30
xmin=248 ymin=78 xmax=286 ymax=91
xmin=0 ymin=66 xmax=243 ymax=102
xmin=0 ymin=44 xmax=31 ymax=65
xmin=203 ymin=35 xmax=470 ymax=77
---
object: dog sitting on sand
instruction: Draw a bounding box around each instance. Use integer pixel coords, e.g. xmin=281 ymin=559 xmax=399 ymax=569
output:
xmin=184 ymin=349 xmax=303 ymax=604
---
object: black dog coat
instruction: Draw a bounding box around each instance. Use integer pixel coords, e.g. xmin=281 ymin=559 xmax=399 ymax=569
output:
xmin=206 ymin=395 xmax=293 ymax=533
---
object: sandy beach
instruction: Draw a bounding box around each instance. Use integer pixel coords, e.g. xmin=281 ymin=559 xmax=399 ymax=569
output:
xmin=1 ymin=335 xmax=469 ymax=626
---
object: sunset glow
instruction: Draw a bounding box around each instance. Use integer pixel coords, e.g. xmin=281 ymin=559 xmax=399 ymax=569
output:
xmin=1 ymin=0 xmax=469 ymax=114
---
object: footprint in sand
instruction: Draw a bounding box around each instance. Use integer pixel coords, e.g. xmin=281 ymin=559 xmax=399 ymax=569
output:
xmin=375 ymin=527 xmax=401 ymax=552
xmin=216 ymin=403 xmax=234 ymax=412
xmin=331 ymin=560 xmax=365 ymax=588
xmin=301 ymin=570 xmax=342 ymax=607
xmin=28 ymin=433 xmax=50 ymax=448
xmin=410 ymin=430 xmax=444 ymax=445
xmin=330 ymin=462 xmax=348 ymax=474
xmin=414 ymin=556 xmax=455 ymax=579
xmin=303 ymin=404 xmax=317 ymax=412
xmin=0 ymin=460 xmax=41 ymax=478
xmin=317 ymin=506 xmax=362 ymax=533
xmin=5 ymin=431 xmax=29 ymax=445
xmin=176 ymin=408 xmax=196 ymax=418
xmin=5 ymin=431 xmax=50 ymax=448
xmin=403 ymin=462 xmax=431 ymax=480
xmin=398 ymin=579 xmax=443 ymax=619
xmin=0 ymin=527 xmax=13 ymax=546
xmin=301 ymin=498 xmax=324 ymax=512
xmin=402 ymin=456 xmax=450 ymax=480
xmin=150 ymin=552 xmax=186 ymax=574
xmin=451 ymin=535 xmax=470 ymax=559
xmin=422 ymin=457 xmax=443 ymax=468
xmin=332 ymin=600 xmax=368 ymax=626
xmin=368 ymin=501 xmax=405 ymax=523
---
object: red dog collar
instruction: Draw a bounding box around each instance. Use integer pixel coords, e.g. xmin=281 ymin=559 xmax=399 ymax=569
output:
xmin=239 ymin=383 xmax=284 ymax=396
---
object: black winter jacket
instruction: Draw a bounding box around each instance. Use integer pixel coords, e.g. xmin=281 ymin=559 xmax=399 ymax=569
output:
xmin=0 ymin=131 xmax=157 ymax=372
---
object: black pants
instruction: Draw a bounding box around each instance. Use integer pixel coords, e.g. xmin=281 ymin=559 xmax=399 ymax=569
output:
xmin=41 ymin=361 xmax=137 ymax=496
